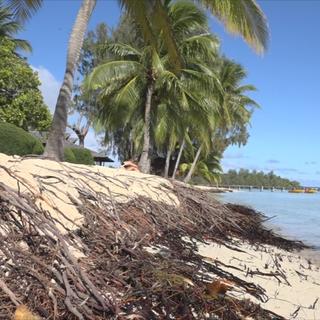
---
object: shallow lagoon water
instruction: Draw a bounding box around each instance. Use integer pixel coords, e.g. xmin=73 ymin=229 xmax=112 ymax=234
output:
xmin=217 ymin=190 xmax=320 ymax=249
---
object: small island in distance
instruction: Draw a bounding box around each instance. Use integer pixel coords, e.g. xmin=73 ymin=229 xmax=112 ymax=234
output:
xmin=220 ymin=169 xmax=301 ymax=189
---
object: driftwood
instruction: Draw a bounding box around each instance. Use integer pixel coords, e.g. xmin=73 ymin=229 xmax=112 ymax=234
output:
xmin=0 ymin=166 xmax=306 ymax=319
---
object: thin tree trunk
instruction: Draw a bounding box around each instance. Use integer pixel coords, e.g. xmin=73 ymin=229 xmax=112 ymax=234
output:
xmin=164 ymin=148 xmax=172 ymax=178
xmin=44 ymin=0 xmax=96 ymax=161
xmin=78 ymin=136 xmax=85 ymax=147
xmin=69 ymin=121 xmax=89 ymax=147
xmin=184 ymin=145 xmax=202 ymax=184
xmin=79 ymin=121 xmax=90 ymax=147
xmin=139 ymin=81 xmax=154 ymax=173
xmin=172 ymin=137 xmax=185 ymax=179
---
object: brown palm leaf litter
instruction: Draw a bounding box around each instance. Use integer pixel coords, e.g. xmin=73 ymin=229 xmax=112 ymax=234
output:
xmin=0 ymin=166 xmax=306 ymax=319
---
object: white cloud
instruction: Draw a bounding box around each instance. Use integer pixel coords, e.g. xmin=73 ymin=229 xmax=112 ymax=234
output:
xmin=32 ymin=66 xmax=61 ymax=113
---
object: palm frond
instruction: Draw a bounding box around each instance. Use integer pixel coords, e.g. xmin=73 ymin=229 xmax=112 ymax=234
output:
xmin=114 ymin=76 xmax=141 ymax=108
xmin=85 ymin=60 xmax=143 ymax=90
xmin=119 ymin=0 xmax=157 ymax=49
xmin=12 ymin=38 xmax=32 ymax=52
xmin=179 ymin=33 xmax=219 ymax=62
xmin=0 ymin=15 xmax=22 ymax=35
xmin=200 ymin=0 xmax=269 ymax=54
xmin=0 ymin=6 xmax=32 ymax=52
xmin=169 ymin=0 xmax=208 ymax=37
xmin=108 ymin=42 xmax=142 ymax=59
xmin=152 ymin=0 xmax=182 ymax=72
xmin=5 ymin=0 xmax=43 ymax=22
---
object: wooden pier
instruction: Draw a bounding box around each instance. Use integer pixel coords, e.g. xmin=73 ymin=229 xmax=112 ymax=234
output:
xmin=218 ymin=185 xmax=319 ymax=192
xmin=219 ymin=185 xmax=289 ymax=192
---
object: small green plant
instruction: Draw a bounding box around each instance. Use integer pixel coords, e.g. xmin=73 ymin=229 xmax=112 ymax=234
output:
xmin=0 ymin=122 xmax=44 ymax=156
xmin=63 ymin=147 xmax=76 ymax=163
xmin=63 ymin=147 xmax=94 ymax=165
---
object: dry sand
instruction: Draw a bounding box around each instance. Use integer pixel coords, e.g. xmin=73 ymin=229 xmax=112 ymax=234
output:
xmin=0 ymin=153 xmax=178 ymax=234
xmin=198 ymin=241 xmax=320 ymax=319
xmin=1 ymin=153 xmax=320 ymax=319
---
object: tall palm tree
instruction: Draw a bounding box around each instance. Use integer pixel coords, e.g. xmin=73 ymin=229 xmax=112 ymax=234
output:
xmin=154 ymin=102 xmax=182 ymax=178
xmin=182 ymin=109 xmax=216 ymax=183
xmin=86 ymin=1 xmax=219 ymax=173
xmin=44 ymin=0 xmax=96 ymax=160
xmin=182 ymin=59 xmax=258 ymax=183
xmin=5 ymin=0 xmax=97 ymax=161
xmin=213 ymin=58 xmax=258 ymax=148
xmin=0 ymin=6 xmax=32 ymax=52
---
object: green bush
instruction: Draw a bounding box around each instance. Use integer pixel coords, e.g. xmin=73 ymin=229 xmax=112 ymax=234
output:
xmin=0 ymin=122 xmax=44 ymax=156
xmin=63 ymin=147 xmax=76 ymax=163
xmin=63 ymin=147 xmax=94 ymax=165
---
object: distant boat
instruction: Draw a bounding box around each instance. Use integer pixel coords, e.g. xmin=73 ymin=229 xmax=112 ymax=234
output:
xmin=305 ymin=188 xmax=317 ymax=194
xmin=289 ymin=188 xmax=317 ymax=194
xmin=288 ymin=189 xmax=304 ymax=193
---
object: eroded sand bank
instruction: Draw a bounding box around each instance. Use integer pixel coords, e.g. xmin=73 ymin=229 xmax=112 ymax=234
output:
xmin=0 ymin=153 xmax=319 ymax=319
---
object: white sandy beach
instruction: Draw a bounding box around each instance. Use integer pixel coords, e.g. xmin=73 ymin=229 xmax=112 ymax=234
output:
xmin=199 ymin=241 xmax=320 ymax=319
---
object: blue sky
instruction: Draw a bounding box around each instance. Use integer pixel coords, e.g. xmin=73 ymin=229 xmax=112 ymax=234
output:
xmin=19 ymin=0 xmax=320 ymax=186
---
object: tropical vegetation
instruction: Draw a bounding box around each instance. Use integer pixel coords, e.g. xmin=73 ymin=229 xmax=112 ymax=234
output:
xmin=82 ymin=1 xmax=261 ymax=183
xmin=0 ymin=122 xmax=94 ymax=165
xmin=0 ymin=38 xmax=51 ymax=131
xmin=0 ymin=0 xmax=269 ymax=184
xmin=44 ymin=0 xmax=97 ymax=160
xmin=221 ymin=169 xmax=301 ymax=188
xmin=0 ymin=6 xmax=32 ymax=52
xmin=0 ymin=122 xmax=44 ymax=155
xmin=63 ymin=146 xmax=94 ymax=165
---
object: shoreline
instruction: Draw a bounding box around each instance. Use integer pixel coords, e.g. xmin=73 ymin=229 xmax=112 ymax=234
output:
xmin=214 ymin=188 xmax=320 ymax=251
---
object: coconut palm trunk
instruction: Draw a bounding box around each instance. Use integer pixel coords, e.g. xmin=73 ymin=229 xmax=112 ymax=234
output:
xmin=164 ymin=148 xmax=172 ymax=178
xmin=184 ymin=145 xmax=202 ymax=183
xmin=172 ymin=136 xmax=185 ymax=179
xmin=44 ymin=0 xmax=96 ymax=160
xmin=139 ymin=81 xmax=154 ymax=173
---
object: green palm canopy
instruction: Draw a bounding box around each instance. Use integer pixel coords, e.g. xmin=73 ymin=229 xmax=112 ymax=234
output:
xmin=0 ymin=6 xmax=32 ymax=52
xmin=119 ymin=0 xmax=268 ymax=73
xmin=85 ymin=1 xmax=221 ymax=173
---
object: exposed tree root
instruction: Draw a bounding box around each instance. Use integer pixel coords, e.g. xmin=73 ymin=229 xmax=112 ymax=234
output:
xmin=0 ymin=167 xmax=306 ymax=319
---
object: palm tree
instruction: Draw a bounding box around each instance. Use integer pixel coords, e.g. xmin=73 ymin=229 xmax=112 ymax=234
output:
xmin=182 ymin=58 xmax=259 ymax=184
xmin=172 ymin=132 xmax=187 ymax=179
xmin=153 ymin=99 xmax=186 ymax=178
xmin=180 ymin=153 xmax=222 ymax=184
xmin=213 ymin=58 xmax=258 ymax=150
xmin=44 ymin=0 xmax=96 ymax=160
xmin=4 ymin=0 xmax=97 ymax=160
xmin=0 ymin=6 xmax=32 ymax=52
xmin=120 ymin=0 xmax=268 ymax=65
xmin=5 ymin=0 xmax=268 ymax=162
xmin=86 ymin=1 xmax=219 ymax=173
xmin=182 ymin=110 xmax=216 ymax=183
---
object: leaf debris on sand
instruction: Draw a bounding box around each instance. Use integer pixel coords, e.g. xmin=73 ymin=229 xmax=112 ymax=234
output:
xmin=0 ymin=153 xmax=318 ymax=319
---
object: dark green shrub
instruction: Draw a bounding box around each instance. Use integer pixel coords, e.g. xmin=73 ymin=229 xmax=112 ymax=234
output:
xmin=0 ymin=122 xmax=44 ymax=156
xmin=63 ymin=147 xmax=94 ymax=165
xmin=63 ymin=147 xmax=76 ymax=163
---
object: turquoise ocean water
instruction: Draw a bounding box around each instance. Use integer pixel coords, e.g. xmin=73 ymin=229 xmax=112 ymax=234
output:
xmin=217 ymin=191 xmax=320 ymax=249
